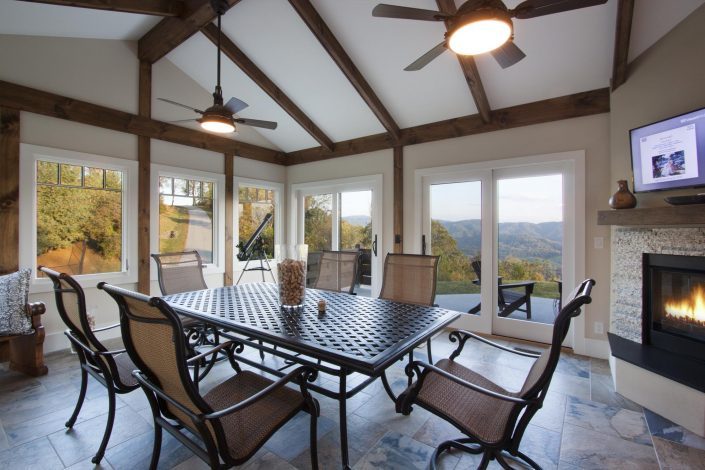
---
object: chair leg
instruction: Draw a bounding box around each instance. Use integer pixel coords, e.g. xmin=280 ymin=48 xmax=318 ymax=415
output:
xmin=309 ymin=406 xmax=319 ymax=470
xmin=149 ymin=422 xmax=162 ymax=470
xmin=65 ymin=367 xmax=88 ymax=428
xmin=92 ymin=383 xmax=116 ymax=464
xmin=426 ymin=338 xmax=433 ymax=363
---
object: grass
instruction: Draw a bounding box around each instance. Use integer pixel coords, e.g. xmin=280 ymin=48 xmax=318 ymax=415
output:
xmin=159 ymin=205 xmax=190 ymax=253
xmin=437 ymin=280 xmax=560 ymax=299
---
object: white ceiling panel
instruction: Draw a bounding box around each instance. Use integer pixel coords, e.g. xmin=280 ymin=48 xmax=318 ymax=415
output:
xmin=0 ymin=0 xmax=160 ymax=40
xmin=629 ymin=0 xmax=705 ymax=62
xmin=476 ymin=0 xmax=617 ymax=110
xmin=312 ymin=0 xmax=478 ymax=129
xmin=217 ymin=0 xmax=386 ymax=144
xmin=166 ymin=32 xmax=319 ymax=152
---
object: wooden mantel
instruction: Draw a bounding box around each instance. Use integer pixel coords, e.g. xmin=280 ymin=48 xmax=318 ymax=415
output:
xmin=597 ymin=205 xmax=705 ymax=226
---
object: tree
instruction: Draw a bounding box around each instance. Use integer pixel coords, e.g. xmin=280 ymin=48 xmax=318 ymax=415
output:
xmin=304 ymin=195 xmax=332 ymax=252
xmin=431 ymin=220 xmax=472 ymax=282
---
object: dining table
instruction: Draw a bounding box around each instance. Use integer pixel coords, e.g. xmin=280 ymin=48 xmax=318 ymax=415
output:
xmin=163 ymin=282 xmax=460 ymax=469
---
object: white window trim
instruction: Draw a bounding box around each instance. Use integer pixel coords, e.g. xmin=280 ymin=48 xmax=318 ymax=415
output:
xmin=150 ymin=164 xmax=225 ymax=279
xmin=233 ymin=177 xmax=283 ymax=270
xmin=19 ymin=144 xmax=138 ymax=292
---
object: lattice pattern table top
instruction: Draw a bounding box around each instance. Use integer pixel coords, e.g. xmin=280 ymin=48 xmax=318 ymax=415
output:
xmin=163 ymin=283 xmax=458 ymax=372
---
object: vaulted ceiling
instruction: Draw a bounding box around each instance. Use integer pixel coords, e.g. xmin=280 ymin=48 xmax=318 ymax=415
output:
xmin=1 ymin=0 xmax=704 ymax=159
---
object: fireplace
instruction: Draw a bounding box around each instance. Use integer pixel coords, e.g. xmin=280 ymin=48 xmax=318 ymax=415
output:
xmin=643 ymin=253 xmax=705 ymax=363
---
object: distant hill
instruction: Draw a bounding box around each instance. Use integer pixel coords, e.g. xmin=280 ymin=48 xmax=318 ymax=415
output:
xmin=437 ymin=219 xmax=562 ymax=265
xmin=342 ymin=215 xmax=371 ymax=227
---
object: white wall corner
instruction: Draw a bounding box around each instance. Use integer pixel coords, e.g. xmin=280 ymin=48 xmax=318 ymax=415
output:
xmin=583 ymin=338 xmax=611 ymax=360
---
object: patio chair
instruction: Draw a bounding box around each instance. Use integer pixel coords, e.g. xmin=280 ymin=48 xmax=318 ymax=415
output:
xmin=396 ymin=278 xmax=595 ymax=469
xmin=151 ymin=251 xmax=236 ymax=368
xmin=313 ymin=250 xmax=360 ymax=294
xmin=379 ymin=253 xmax=440 ymax=361
xmin=468 ymin=260 xmax=535 ymax=319
xmin=39 ymin=266 xmax=139 ymax=465
xmin=98 ymin=283 xmax=320 ymax=470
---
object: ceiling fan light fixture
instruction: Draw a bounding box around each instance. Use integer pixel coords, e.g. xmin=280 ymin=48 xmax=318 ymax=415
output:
xmin=448 ymin=10 xmax=512 ymax=56
xmin=200 ymin=112 xmax=235 ymax=133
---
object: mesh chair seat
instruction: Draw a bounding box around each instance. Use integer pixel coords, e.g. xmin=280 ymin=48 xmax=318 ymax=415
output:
xmin=205 ymin=371 xmax=305 ymax=461
xmin=114 ymin=352 xmax=139 ymax=388
xmin=416 ymin=359 xmax=516 ymax=445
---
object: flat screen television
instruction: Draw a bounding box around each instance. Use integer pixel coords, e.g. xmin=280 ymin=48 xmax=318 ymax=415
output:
xmin=630 ymin=106 xmax=705 ymax=193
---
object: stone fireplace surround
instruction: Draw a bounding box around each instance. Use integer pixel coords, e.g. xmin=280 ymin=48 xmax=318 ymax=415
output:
xmin=609 ymin=225 xmax=705 ymax=437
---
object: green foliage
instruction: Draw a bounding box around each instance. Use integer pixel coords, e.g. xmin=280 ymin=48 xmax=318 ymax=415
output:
xmin=37 ymin=186 xmax=122 ymax=258
xmin=431 ymin=220 xmax=473 ymax=282
xmin=340 ymin=221 xmax=372 ymax=249
xmin=304 ymin=195 xmax=332 ymax=252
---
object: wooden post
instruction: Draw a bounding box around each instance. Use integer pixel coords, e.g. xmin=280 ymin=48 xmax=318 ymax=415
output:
xmin=0 ymin=108 xmax=20 ymax=274
xmin=393 ymin=145 xmax=403 ymax=254
xmin=137 ymin=61 xmax=151 ymax=293
xmin=224 ymin=153 xmax=234 ymax=286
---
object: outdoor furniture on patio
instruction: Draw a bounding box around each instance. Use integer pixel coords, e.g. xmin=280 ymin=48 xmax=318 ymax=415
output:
xmin=99 ymin=283 xmax=320 ymax=470
xmin=313 ymin=250 xmax=360 ymax=294
xmin=468 ymin=260 xmax=535 ymax=319
xmin=306 ymin=251 xmax=323 ymax=287
xmin=39 ymin=266 xmax=139 ymax=465
xmin=379 ymin=253 xmax=440 ymax=362
xmin=396 ymin=278 xmax=595 ymax=469
xmin=151 ymin=250 xmax=234 ymax=369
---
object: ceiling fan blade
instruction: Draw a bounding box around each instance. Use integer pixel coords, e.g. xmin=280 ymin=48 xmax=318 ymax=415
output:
xmin=491 ymin=41 xmax=526 ymax=69
xmin=157 ymin=98 xmax=204 ymax=114
xmin=170 ymin=119 xmax=199 ymax=123
xmin=224 ymin=96 xmax=249 ymax=114
xmin=235 ymin=118 xmax=278 ymax=130
xmin=372 ymin=3 xmax=448 ymax=21
xmin=512 ymin=0 xmax=607 ymax=19
xmin=404 ymin=42 xmax=447 ymax=71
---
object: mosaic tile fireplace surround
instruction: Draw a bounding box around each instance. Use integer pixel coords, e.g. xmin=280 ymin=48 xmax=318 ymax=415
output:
xmin=610 ymin=226 xmax=705 ymax=436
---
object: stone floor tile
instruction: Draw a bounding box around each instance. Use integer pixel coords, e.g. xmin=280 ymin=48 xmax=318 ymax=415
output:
xmin=644 ymin=408 xmax=705 ymax=452
xmin=530 ymin=391 xmax=567 ymax=434
xmin=48 ymin=405 xmax=152 ymax=467
xmin=0 ymin=419 xmax=8 ymax=451
xmin=565 ymin=396 xmax=651 ymax=445
xmin=560 ymin=422 xmax=659 ymax=469
xmin=242 ymin=450 xmax=298 ymax=469
xmin=652 ymin=436 xmax=705 ymax=470
xmin=65 ymin=456 xmax=114 ymax=470
xmin=170 ymin=455 xmax=210 ymax=470
xmin=353 ymin=386 xmax=432 ymax=436
xmin=589 ymin=371 xmax=642 ymax=412
xmin=354 ymin=431 xmax=440 ymax=470
xmin=413 ymin=416 xmax=462 ymax=449
xmin=104 ymin=429 xmax=193 ymax=470
xmin=263 ymin=411 xmax=336 ymax=461
xmin=0 ymin=436 xmax=64 ymax=469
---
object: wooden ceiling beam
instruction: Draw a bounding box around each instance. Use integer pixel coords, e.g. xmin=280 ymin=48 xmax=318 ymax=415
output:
xmin=138 ymin=0 xmax=241 ymax=64
xmin=0 ymin=79 xmax=285 ymax=164
xmin=611 ymin=0 xmax=635 ymax=91
xmin=286 ymin=88 xmax=610 ymax=165
xmin=15 ymin=0 xmax=184 ymax=16
xmin=287 ymin=0 xmax=401 ymax=143
xmin=201 ymin=23 xmax=334 ymax=152
xmin=436 ymin=0 xmax=492 ymax=123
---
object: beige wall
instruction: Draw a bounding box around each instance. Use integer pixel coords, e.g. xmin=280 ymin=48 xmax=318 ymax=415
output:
xmin=610 ymin=4 xmax=705 ymax=207
xmin=0 ymin=34 xmax=285 ymax=351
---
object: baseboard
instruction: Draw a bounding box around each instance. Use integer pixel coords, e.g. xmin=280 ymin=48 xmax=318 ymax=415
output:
xmin=584 ymin=338 xmax=611 ymax=359
xmin=44 ymin=322 xmax=123 ymax=354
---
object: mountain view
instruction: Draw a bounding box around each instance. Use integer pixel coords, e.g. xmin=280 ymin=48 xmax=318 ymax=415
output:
xmin=342 ymin=215 xmax=371 ymax=226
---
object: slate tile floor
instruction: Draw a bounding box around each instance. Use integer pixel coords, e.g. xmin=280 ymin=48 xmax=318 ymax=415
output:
xmin=1 ymin=334 xmax=705 ymax=469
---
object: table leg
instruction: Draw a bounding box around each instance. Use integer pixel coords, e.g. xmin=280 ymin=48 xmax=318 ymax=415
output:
xmin=407 ymin=351 xmax=414 ymax=387
xmin=338 ymin=372 xmax=351 ymax=470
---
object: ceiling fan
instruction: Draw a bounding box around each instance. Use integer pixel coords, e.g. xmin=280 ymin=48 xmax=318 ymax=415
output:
xmin=158 ymin=0 xmax=277 ymax=134
xmin=372 ymin=0 xmax=608 ymax=71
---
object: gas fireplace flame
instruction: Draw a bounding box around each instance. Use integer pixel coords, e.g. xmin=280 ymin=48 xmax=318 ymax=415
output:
xmin=664 ymin=285 xmax=705 ymax=326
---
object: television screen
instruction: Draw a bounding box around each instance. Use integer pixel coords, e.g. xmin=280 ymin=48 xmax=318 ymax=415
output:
xmin=630 ymin=106 xmax=705 ymax=193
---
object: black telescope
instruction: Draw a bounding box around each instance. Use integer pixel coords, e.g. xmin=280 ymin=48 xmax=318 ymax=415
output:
xmin=237 ymin=212 xmax=273 ymax=261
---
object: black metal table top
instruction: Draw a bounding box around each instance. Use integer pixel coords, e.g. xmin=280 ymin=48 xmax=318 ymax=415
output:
xmin=163 ymin=283 xmax=459 ymax=374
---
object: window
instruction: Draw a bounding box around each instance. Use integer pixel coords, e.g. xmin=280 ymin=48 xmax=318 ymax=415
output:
xmin=19 ymin=144 xmax=138 ymax=287
xmin=235 ymin=178 xmax=282 ymax=263
xmin=151 ymin=165 xmax=224 ymax=273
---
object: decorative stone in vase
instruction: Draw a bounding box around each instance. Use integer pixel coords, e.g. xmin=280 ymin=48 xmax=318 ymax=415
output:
xmin=609 ymin=180 xmax=637 ymax=209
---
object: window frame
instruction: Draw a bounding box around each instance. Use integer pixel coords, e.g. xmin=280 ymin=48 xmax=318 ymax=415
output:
xmin=233 ymin=177 xmax=283 ymax=270
xmin=150 ymin=164 xmax=225 ymax=279
xmin=19 ymin=144 xmax=138 ymax=291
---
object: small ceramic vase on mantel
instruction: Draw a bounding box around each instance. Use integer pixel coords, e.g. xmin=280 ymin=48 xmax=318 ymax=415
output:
xmin=609 ymin=179 xmax=637 ymax=209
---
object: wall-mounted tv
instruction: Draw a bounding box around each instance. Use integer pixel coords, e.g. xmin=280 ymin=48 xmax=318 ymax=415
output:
xmin=630 ymin=106 xmax=705 ymax=193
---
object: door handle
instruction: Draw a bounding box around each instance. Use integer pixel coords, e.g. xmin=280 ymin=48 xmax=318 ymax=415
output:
xmin=422 ymin=235 xmax=426 ymax=255
xmin=372 ymin=234 xmax=378 ymax=257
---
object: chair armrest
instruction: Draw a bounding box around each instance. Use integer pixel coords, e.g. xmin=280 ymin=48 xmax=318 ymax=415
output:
xmin=498 ymin=281 xmax=535 ymax=289
xmin=25 ymin=302 xmax=46 ymax=317
xmin=186 ymin=341 xmax=237 ymax=365
xmin=65 ymin=331 xmax=126 ymax=357
xmin=450 ymin=329 xmax=540 ymax=358
xmin=91 ymin=323 xmax=120 ymax=333
xmin=204 ymin=365 xmax=317 ymax=420
xmin=411 ymin=360 xmax=531 ymax=405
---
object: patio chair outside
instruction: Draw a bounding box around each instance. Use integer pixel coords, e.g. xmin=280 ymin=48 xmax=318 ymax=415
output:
xmin=396 ymin=279 xmax=595 ymax=469
xmin=468 ymin=260 xmax=535 ymax=319
xmin=379 ymin=253 xmax=440 ymax=361
xmin=313 ymin=250 xmax=360 ymax=294
xmin=99 ymin=283 xmax=320 ymax=470
xmin=39 ymin=266 xmax=139 ymax=465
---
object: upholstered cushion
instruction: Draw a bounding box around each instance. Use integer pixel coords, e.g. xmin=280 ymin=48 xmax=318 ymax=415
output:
xmin=0 ymin=269 xmax=33 ymax=335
